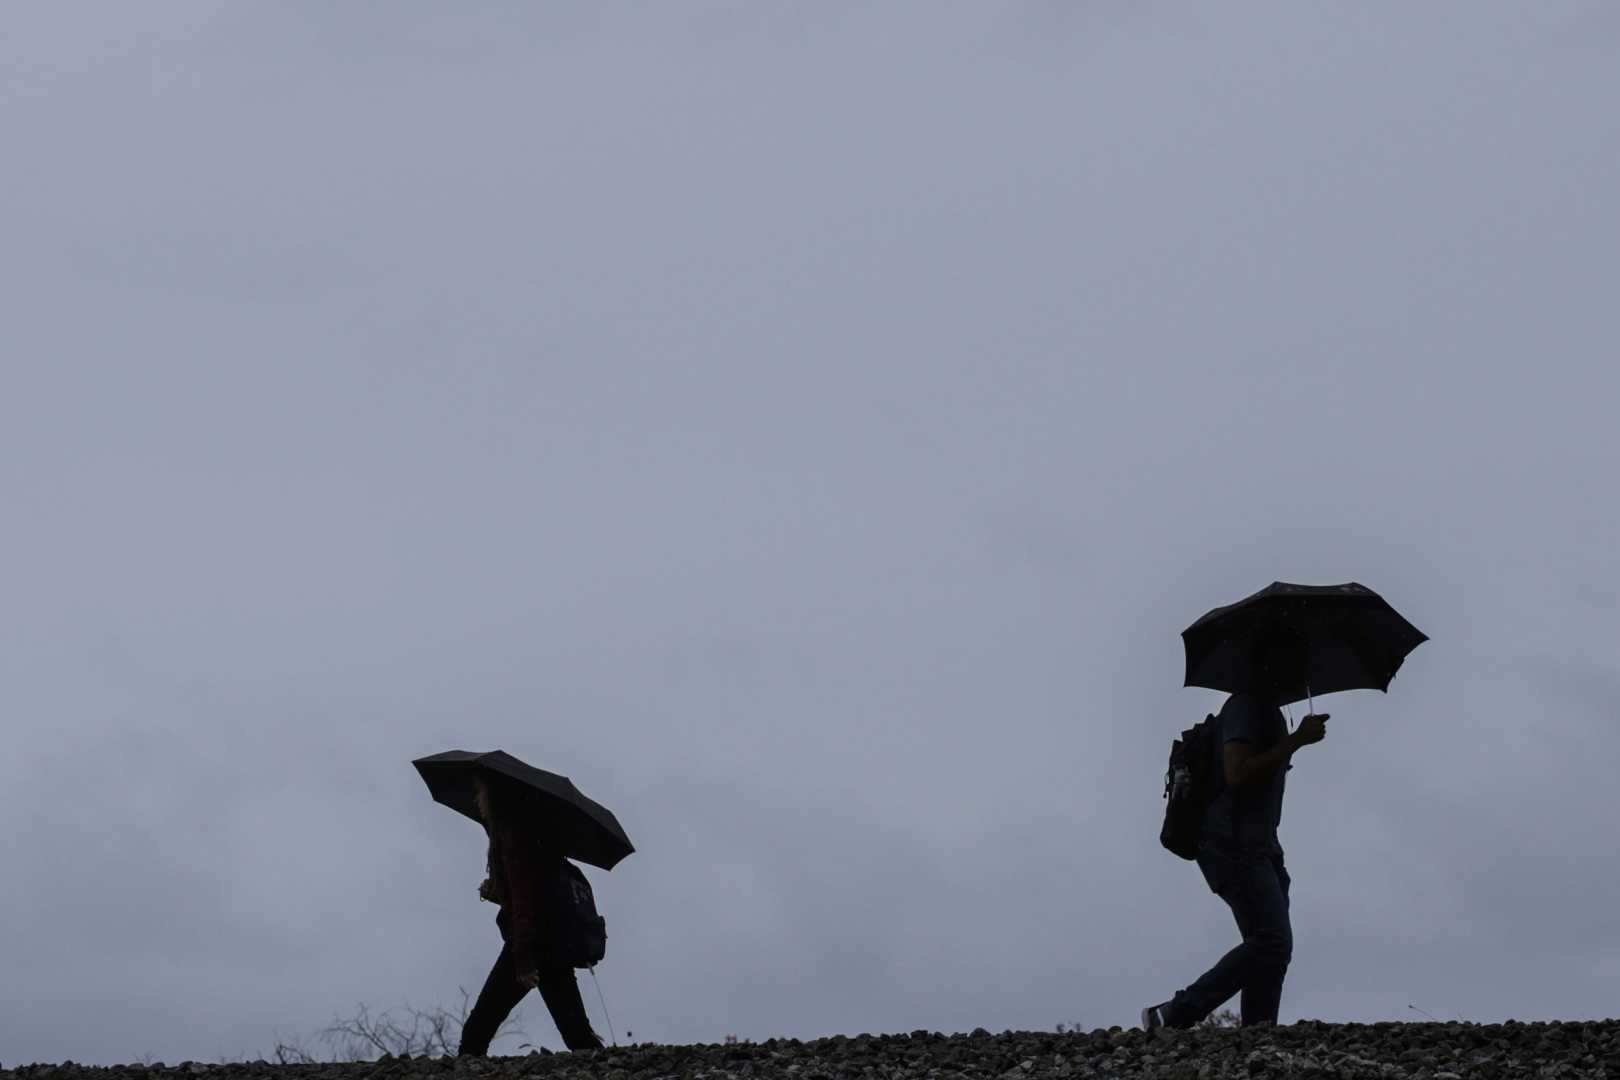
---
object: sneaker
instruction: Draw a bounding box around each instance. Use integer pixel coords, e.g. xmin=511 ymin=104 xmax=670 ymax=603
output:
xmin=1141 ymin=1003 xmax=1170 ymax=1031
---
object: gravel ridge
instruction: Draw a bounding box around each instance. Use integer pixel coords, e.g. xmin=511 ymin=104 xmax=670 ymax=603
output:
xmin=6 ymin=1021 xmax=1618 ymax=1080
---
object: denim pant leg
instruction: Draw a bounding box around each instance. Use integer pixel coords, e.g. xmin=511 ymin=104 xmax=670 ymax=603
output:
xmin=1167 ymin=840 xmax=1293 ymax=1027
xmin=1236 ymin=852 xmax=1291 ymax=1025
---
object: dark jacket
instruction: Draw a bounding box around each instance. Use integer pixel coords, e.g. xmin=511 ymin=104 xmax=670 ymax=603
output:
xmin=488 ymin=826 xmax=565 ymax=973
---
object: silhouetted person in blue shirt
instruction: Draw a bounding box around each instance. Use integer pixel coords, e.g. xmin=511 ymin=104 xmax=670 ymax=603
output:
xmin=1143 ymin=629 xmax=1328 ymax=1029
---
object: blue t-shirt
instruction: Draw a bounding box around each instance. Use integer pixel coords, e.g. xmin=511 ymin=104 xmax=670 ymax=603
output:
xmin=1202 ymin=692 xmax=1290 ymax=842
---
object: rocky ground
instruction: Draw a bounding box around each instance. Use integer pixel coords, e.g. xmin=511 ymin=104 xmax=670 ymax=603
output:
xmin=6 ymin=1021 xmax=1618 ymax=1080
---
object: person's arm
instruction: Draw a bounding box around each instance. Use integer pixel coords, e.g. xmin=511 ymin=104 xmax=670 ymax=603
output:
xmin=1224 ymin=713 xmax=1327 ymax=787
xmin=497 ymin=831 xmax=544 ymax=982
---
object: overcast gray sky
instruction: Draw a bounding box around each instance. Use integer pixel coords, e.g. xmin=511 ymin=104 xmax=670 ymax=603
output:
xmin=4 ymin=2 xmax=1618 ymax=1066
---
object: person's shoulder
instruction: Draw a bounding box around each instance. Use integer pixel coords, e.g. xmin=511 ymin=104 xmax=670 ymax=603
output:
xmin=1220 ymin=692 xmax=1264 ymax=718
xmin=1219 ymin=693 xmax=1264 ymax=738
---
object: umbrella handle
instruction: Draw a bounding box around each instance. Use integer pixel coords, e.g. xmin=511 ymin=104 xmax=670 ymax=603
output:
xmin=1304 ymin=636 xmax=1313 ymax=716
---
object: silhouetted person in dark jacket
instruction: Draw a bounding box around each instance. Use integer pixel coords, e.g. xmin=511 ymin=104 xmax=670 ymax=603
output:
xmin=458 ymin=770 xmax=604 ymax=1055
xmin=1142 ymin=629 xmax=1328 ymax=1029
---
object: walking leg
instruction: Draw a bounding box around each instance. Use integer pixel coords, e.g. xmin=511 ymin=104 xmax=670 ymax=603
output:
xmin=1163 ymin=845 xmax=1243 ymax=1026
xmin=459 ymin=944 xmax=531 ymax=1056
xmin=536 ymin=966 xmax=605 ymax=1050
xmin=1165 ymin=843 xmax=1290 ymax=1027
xmin=1236 ymin=854 xmax=1291 ymax=1026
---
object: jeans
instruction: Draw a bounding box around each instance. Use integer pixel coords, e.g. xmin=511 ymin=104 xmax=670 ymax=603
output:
xmin=458 ymin=942 xmax=604 ymax=1054
xmin=1165 ymin=833 xmax=1293 ymax=1027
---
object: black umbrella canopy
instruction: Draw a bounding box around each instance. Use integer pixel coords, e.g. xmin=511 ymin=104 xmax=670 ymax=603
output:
xmin=412 ymin=749 xmax=635 ymax=871
xmin=1182 ymin=581 xmax=1427 ymax=706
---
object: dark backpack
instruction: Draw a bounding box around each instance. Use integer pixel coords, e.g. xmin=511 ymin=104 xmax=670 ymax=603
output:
xmin=545 ymin=859 xmax=608 ymax=969
xmin=1159 ymin=713 xmax=1224 ymax=860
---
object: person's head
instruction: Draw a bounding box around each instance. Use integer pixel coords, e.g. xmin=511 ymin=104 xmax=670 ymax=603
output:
xmin=473 ymin=769 xmax=528 ymax=831
xmin=1252 ymin=625 xmax=1306 ymax=695
xmin=473 ymin=769 xmax=553 ymax=851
